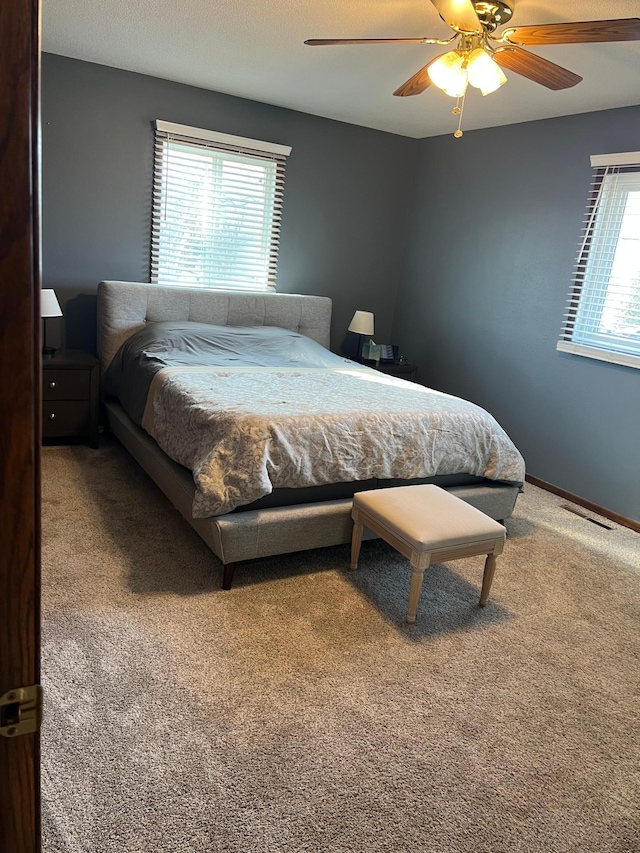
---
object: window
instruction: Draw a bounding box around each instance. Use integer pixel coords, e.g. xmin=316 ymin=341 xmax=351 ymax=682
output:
xmin=558 ymin=151 xmax=640 ymax=370
xmin=151 ymin=121 xmax=291 ymax=291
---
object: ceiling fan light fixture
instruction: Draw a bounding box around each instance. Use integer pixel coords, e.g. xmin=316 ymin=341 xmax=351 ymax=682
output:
xmin=467 ymin=47 xmax=507 ymax=95
xmin=427 ymin=50 xmax=468 ymax=98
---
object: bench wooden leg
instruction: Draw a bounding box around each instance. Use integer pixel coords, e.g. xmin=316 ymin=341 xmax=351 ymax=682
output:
xmin=479 ymin=553 xmax=497 ymax=606
xmin=350 ymin=519 xmax=364 ymax=570
xmin=406 ymin=552 xmax=429 ymax=624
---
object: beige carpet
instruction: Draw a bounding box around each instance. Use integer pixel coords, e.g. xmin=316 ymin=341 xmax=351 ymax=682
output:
xmin=41 ymin=439 xmax=640 ymax=853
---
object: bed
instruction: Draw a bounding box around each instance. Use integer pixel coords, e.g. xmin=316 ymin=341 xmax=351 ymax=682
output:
xmin=98 ymin=281 xmax=524 ymax=588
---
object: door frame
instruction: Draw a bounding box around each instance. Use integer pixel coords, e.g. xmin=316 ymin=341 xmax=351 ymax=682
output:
xmin=0 ymin=0 xmax=42 ymax=851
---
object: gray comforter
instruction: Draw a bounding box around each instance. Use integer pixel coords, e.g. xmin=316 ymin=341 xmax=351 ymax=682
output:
xmin=103 ymin=320 xmax=354 ymax=426
xmin=105 ymin=322 xmax=526 ymax=518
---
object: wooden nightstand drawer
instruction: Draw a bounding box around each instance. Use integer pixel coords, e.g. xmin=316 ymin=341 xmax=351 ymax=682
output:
xmin=42 ymin=350 xmax=100 ymax=447
xmin=43 ymin=368 xmax=91 ymax=400
xmin=43 ymin=401 xmax=91 ymax=437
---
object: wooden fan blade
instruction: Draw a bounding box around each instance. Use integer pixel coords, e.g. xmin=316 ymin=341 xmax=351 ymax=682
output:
xmin=430 ymin=0 xmax=482 ymax=33
xmin=304 ymin=38 xmax=430 ymax=46
xmin=393 ymin=60 xmax=437 ymax=97
xmin=503 ymin=18 xmax=640 ymax=46
xmin=494 ymin=47 xmax=582 ymax=90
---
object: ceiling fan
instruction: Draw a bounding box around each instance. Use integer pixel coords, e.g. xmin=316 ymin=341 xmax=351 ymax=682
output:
xmin=305 ymin=1 xmax=640 ymax=137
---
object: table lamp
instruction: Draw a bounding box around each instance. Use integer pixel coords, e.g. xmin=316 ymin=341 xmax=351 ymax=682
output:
xmin=348 ymin=310 xmax=374 ymax=361
xmin=41 ymin=289 xmax=62 ymax=357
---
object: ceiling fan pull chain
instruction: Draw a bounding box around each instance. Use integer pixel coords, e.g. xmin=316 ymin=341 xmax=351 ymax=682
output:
xmin=452 ymin=90 xmax=466 ymax=138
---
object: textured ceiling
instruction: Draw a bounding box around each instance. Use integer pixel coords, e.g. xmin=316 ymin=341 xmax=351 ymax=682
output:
xmin=43 ymin=0 xmax=640 ymax=138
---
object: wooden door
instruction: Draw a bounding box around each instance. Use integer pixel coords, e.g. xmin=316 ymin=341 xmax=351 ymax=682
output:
xmin=0 ymin=0 xmax=42 ymax=851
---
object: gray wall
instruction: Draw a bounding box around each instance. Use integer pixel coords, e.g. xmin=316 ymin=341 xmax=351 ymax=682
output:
xmin=41 ymin=54 xmax=417 ymax=354
xmin=392 ymin=106 xmax=640 ymax=522
xmin=42 ymin=54 xmax=640 ymax=520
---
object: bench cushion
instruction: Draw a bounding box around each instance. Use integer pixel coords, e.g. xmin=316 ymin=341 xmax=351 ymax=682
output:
xmin=353 ymin=485 xmax=506 ymax=552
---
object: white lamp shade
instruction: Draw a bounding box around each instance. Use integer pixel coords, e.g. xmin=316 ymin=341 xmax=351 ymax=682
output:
xmin=41 ymin=289 xmax=62 ymax=318
xmin=467 ymin=48 xmax=507 ymax=96
xmin=427 ymin=51 xmax=468 ymax=98
xmin=348 ymin=310 xmax=374 ymax=336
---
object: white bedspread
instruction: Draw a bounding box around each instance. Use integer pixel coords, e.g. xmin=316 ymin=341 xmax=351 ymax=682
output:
xmin=141 ymin=365 xmax=525 ymax=518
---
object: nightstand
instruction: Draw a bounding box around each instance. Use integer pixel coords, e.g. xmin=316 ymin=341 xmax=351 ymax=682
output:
xmin=42 ymin=351 xmax=100 ymax=448
xmin=372 ymin=362 xmax=418 ymax=382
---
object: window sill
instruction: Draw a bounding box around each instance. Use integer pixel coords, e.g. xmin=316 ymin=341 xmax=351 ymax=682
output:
xmin=556 ymin=341 xmax=640 ymax=370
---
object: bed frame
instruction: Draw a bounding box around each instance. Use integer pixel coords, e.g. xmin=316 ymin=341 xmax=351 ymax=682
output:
xmin=98 ymin=281 xmax=519 ymax=588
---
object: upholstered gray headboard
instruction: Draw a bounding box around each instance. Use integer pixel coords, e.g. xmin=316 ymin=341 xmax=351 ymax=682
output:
xmin=97 ymin=281 xmax=332 ymax=369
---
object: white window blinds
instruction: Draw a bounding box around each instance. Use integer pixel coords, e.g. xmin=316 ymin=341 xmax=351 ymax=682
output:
xmin=151 ymin=121 xmax=291 ymax=292
xmin=558 ymin=151 xmax=640 ymax=369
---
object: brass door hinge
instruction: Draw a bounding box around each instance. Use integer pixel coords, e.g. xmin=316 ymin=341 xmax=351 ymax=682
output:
xmin=0 ymin=685 xmax=43 ymax=737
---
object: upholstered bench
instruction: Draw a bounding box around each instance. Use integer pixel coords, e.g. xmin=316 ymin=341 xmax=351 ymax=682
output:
xmin=350 ymin=485 xmax=506 ymax=624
